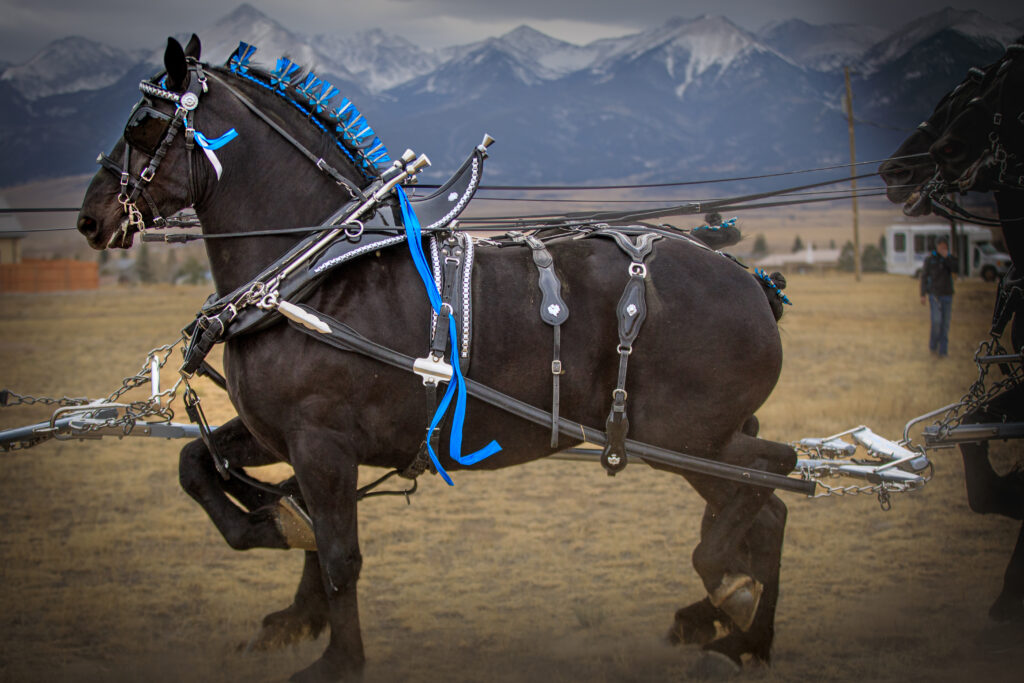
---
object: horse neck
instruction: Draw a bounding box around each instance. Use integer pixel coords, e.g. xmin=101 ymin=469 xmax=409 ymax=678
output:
xmin=192 ymin=80 xmax=366 ymax=296
xmin=994 ymin=190 xmax=1024 ymax=270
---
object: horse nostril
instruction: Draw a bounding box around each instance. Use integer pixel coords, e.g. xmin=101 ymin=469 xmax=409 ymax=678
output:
xmin=77 ymin=215 xmax=98 ymax=238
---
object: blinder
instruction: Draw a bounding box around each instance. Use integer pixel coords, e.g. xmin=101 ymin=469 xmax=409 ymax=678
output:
xmin=124 ymin=102 xmax=175 ymax=156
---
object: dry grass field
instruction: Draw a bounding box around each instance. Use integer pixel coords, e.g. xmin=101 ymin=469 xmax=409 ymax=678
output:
xmin=1 ymin=271 xmax=1022 ymax=682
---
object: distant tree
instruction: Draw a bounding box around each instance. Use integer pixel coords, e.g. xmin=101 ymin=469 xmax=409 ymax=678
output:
xmin=878 ymin=234 xmax=886 ymax=255
xmin=838 ymin=240 xmax=856 ymax=271
xmin=862 ymin=244 xmax=886 ymax=272
xmin=135 ymin=242 xmax=155 ymax=283
xmin=752 ymin=233 xmax=769 ymax=257
xmin=829 ymin=239 xmax=836 ymax=249
xmin=98 ymin=250 xmax=109 ymax=265
xmin=175 ymin=256 xmax=208 ymax=285
xmin=791 ymin=235 xmax=805 ymax=253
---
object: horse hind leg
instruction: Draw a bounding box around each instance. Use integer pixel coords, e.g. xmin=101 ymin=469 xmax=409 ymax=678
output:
xmin=684 ymin=433 xmax=795 ymax=666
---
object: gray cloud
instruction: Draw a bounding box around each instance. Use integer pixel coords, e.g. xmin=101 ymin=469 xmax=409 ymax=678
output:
xmin=1 ymin=0 xmax=1021 ymax=63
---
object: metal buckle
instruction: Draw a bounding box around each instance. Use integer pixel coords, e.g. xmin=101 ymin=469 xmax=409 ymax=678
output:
xmin=551 ymin=359 xmax=563 ymax=375
xmin=140 ymin=166 xmax=156 ymax=182
xmin=413 ymin=354 xmax=453 ymax=386
xmin=629 ymin=262 xmax=647 ymax=278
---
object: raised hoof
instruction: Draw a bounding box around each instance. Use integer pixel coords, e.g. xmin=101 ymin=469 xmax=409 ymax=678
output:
xmin=247 ymin=606 xmax=326 ymax=652
xmin=988 ymin=593 xmax=1024 ymax=623
xmin=272 ymin=497 xmax=318 ymax=551
xmin=709 ymin=573 xmax=763 ymax=632
xmin=688 ymin=650 xmax=741 ymax=680
xmin=667 ymin=615 xmax=717 ymax=646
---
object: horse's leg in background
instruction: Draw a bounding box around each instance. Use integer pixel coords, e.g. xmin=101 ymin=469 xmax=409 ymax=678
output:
xmin=288 ymin=435 xmax=365 ymax=683
xmin=989 ymin=521 xmax=1024 ymax=622
xmin=251 ymin=551 xmax=331 ymax=649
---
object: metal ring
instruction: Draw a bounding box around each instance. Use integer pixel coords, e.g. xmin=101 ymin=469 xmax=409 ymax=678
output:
xmin=612 ymin=388 xmax=628 ymax=401
xmin=629 ymin=262 xmax=647 ymax=278
xmin=344 ymin=220 xmax=364 ymax=239
xmin=617 ymin=344 xmax=632 ymax=356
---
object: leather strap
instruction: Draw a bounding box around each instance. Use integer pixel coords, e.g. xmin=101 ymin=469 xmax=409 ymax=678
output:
xmin=510 ymin=232 xmax=570 ymax=447
xmin=598 ymin=229 xmax=660 ymax=475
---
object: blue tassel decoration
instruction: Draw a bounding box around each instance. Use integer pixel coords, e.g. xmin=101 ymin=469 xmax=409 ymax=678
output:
xmin=269 ymin=58 xmax=300 ymax=91
xmin=754 ymin=268 xmax=792 ymax=305
xmin=310 ymin=82 xmax=340 ymax=114
xmin=295 ymin=73 xmax=322 ymax=102
xmin=229 ymin=42 xmax=257 ymax=74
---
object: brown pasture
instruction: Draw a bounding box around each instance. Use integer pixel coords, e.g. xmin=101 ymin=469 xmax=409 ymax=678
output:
xmin=0 ymin=273 xmax=1021 ymax=682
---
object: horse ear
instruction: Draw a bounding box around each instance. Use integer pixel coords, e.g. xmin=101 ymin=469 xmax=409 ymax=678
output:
xmin=164 ymin=37 xmax=187 ymax=91
xmin=184 ymin=34 xmax=201 ymax=60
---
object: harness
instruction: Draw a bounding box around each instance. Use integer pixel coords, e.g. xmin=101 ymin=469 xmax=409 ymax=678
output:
xmin=591 ymin=229 xmax=660 ymax=475
xmin=97 ymin=44 xmax=816 ymax=530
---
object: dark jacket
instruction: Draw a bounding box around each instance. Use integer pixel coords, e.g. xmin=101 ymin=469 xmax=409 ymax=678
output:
xmin=920 ymin=251 xmax=956 ymax=297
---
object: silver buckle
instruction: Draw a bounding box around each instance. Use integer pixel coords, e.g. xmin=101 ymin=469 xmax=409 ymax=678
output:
xmin=413 ymin=354 xmax=453 ymax=386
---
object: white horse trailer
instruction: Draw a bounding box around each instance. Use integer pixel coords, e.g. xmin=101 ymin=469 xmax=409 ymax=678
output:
xmin=885 ymin=223 xmax=1011 ymax=281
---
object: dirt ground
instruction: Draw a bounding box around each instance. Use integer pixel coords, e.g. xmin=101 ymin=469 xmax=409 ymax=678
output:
xmin=1 ymin=272 xmax=1021 ymax=682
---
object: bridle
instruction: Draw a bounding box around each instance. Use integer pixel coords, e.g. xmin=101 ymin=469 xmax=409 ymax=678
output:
xmin=96 ymin=60 xmax=209 ymax=242
xmin=943 ymin=43 xmax=1024 ymax=194
xmin=96 ymin=55 xmax=371 ymax=245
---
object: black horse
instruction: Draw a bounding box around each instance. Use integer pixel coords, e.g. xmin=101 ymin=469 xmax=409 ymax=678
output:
xmin=881 ymin=38 xmax=1024 ymax=623
xmin=77 ymin=37 xmax=797 ymax=681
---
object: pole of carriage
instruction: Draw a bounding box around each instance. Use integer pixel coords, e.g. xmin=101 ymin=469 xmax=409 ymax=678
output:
xmin=843 ymin=66 xmax=861 ymax=282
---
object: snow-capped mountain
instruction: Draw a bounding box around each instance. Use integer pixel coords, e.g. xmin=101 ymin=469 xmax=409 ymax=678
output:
xmin=0 ymin=3 xmax=1018 ymax=186
xmin=315 ymin=29 xmax=440 ymax=93
xmin=759 ymin=19 xmax=886 ymax=72
xmin=587 ymin=15 xmax=799 ymax=101
xmin=1 ymin=36 xmax=148 ymax=101
xmin=160 ymin=3 xmax=363 ymax=92
xmin=862 ymin=7 xmax=1019 ymax=73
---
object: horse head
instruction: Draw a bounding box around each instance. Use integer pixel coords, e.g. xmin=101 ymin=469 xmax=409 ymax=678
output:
xmin=78 ymin=36 xmax=207 ymax=250
xmin=929 ymin=40 xmax=1024 ymax=194
xmin=878 ymin=62 xmax=993 ymax=209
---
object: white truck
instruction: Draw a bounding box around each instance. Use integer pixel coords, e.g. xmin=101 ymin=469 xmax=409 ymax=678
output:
xmin=885 ymin=223 xmax=1012 ymax=281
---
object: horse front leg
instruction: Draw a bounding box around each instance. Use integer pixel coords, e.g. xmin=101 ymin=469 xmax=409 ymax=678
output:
xmin=178 ymin=416 xmax=291 ymax=550
xmin=289 ymin=438 xmax=364 ymax=683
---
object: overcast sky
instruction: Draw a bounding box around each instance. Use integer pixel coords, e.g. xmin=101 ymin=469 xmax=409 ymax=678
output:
xmin=1 ymin=0 xmax=1022 ymax=63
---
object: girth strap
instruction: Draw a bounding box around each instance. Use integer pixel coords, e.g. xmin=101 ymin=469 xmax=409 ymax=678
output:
xmin=595 ymin=229 xmax=660 ymax=475
xmin=509 ymin=231 xmax=569 ymax=447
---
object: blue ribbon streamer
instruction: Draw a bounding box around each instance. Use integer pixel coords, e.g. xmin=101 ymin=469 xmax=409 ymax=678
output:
xmin=194 ymin=128 xmax=238 ymax=151
xmin=396 ymin=186 xmax=502 ymax=485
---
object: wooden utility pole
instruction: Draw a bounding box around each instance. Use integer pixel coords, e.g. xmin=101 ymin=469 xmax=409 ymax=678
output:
xmin=844 ymin=67 xmax=861 ymax=281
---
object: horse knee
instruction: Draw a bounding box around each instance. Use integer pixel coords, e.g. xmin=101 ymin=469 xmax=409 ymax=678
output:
xmin=321 ymin=547 xmax=363 ymax=593
xmin=178 ymin=438 xmax=212 ymax=498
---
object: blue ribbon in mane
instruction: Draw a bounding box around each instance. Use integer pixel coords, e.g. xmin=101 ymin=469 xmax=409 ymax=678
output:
xmin=396 ymin=185 xmax=502 ymax=484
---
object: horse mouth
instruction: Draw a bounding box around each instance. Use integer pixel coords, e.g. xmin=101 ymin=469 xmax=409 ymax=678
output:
xmin=105 ymin=217 xmax=138 ymax=249
xmin=903 ymin=191 xmax=933 ymax=217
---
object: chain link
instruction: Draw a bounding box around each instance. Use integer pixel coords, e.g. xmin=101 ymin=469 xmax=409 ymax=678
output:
xmin=2 ymin=337 xmax=186 ymax=449
xmin=930 ymin=336 xmax=1023 ymax=439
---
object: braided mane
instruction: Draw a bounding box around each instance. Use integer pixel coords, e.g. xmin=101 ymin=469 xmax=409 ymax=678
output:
xmin=226 ymin=42 xmax=391 ymax=185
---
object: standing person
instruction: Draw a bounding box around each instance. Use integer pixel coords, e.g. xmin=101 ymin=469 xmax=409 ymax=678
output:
xmin=920 ymin=236 xmax=957 ymax=357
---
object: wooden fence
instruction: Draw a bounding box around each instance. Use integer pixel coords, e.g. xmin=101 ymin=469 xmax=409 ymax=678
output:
xmin=0 ymin=259 xmax=99 ymax=292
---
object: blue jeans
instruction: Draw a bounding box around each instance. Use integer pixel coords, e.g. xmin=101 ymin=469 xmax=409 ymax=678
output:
xmin=929 ymin=294 xmax=953 ymax=356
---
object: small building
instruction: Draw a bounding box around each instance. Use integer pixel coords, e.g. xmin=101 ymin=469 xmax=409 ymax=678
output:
xmin=755 ymin=245 xmax=841 ymax=274
xmin=0 ymin=231 xmax=25 ymax=264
